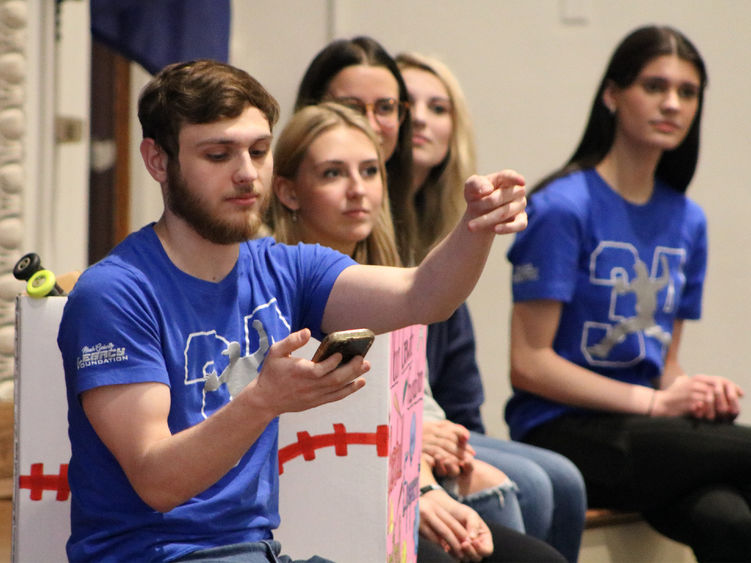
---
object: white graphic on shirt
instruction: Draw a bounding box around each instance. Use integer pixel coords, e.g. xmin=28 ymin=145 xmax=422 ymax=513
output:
xmin=181 ymin=298 xmax=291 ymax=418
xmin=203 ymin=320 xmax=269 ymax=398
xmin=512 ymin=263 xmax=539 ymax=283
xmin=76 ymin=342 xmax=128 ymax=369
xmin=581 ymin=242 xmax=686 ymax=367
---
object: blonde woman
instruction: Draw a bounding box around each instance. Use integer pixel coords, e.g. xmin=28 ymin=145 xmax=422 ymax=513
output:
xmin=270 ymin=102 xmax=399 ymax=268
xmin=270 ymin=102 xmax=564 ymax=563
xmin=396 ymin=52 xmax=586 ymax=563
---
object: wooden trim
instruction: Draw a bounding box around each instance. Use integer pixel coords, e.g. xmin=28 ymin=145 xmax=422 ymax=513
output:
xmin=112 ymin=55 xmax=131 ymax=245
xmin=0 ymin=401 xmax=12 ymax=483
xmin=0 ymin=478 xmax=11 ymax=501
xmin=585 ymin=508 xmax=642 ymax=529
xmin=88 ymin=40 xmax=131 ymax=264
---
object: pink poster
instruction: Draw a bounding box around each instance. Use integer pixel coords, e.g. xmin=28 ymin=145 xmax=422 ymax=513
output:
xmin=387 ymin=325 xmax=425 ymax=563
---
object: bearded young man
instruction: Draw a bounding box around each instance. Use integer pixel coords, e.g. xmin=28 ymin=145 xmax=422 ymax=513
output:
xmin=58 ymin=59 xmax=527 ymax=562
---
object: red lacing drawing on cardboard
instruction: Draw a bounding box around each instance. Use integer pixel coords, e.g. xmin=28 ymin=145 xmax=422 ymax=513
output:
xmin=278 ymin=422 xmax=389 ymax=474
xmin=18 ymin=463 xmax=70 ymax=501
xmin=16 ymin=424 xmax=389 ymax=500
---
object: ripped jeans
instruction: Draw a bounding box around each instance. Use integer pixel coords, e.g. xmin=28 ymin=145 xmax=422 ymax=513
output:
xmin=438 ymin=476 xmax=525 ymax=532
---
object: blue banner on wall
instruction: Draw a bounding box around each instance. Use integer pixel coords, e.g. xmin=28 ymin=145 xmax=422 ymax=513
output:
xmin=90 ymin=0 xmax=231 ymax=75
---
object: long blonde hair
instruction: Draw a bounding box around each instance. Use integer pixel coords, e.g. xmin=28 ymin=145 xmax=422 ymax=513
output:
xmin=396 ymin=52 xmax=476 ymax=262
xmin=270 ymin=102 xmax=401 ymax=267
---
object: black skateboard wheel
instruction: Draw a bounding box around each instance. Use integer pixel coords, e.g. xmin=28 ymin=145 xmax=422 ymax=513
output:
xmin=13 ymin=252 xmax=42 ymax=281
xmin=14 ymin=252 xmax=65 ymax=297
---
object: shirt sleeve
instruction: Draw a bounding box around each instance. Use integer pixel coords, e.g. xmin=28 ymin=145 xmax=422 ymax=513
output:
xmin=507 ymin=186 xmax=585 ymax=303
xmin=426 ymin=303 xmax=486 ymax=433
xmin=677 ymin=201 xmax=707 ymax=320
xmin=58 ymin=263 xmax=169 ymax=397
xmin=266 ymin=241 xmax=356 ymax=340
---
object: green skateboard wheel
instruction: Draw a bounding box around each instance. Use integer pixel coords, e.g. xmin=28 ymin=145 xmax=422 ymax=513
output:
xmin=27 ymin=269 xmax=60 ymax=298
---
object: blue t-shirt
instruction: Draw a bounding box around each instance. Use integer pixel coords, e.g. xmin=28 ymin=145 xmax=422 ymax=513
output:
xmin=58 ymin=225 xmax=354 ymax=562
xmin=505 ymin=169 xmax=707 ymax=440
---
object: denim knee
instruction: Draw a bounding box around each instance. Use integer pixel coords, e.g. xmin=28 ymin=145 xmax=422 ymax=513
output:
xmin=441 ymin=477 xmax=526 ymax=532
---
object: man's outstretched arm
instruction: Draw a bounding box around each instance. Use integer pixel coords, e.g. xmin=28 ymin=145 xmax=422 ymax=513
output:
xmin=323 ymin=170 xmax=526 ymax=334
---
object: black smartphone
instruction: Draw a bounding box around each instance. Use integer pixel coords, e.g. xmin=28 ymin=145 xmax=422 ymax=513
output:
xmin=312 ymin=328 xmax=375 ymax=365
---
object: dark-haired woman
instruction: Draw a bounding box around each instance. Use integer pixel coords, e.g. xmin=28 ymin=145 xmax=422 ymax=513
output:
xmin=506 ymin=25 xmax=751 ymax=562
xmin=295 ymin=36 xmax=417 ymax=265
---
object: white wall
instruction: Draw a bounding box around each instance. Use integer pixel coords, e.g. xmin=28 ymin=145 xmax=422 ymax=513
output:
xmin=25 ymin=0 xmax=90 ymax=276
xmin=128 ymin=64 xmax=161 ymax=230
xmin=229 ymin=0 xmax=751 ymax=438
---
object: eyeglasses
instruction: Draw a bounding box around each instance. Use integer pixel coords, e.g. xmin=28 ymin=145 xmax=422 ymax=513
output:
xmin=332 ymin=97 xmax=409 ymax=126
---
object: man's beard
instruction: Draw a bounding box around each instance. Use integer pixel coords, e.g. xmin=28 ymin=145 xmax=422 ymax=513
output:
xmin=165 ymin=161 xmax=268 ymax=244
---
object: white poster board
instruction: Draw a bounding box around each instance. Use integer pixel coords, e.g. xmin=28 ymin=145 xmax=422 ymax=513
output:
xmin=13 ymin=296 xmax=70 ymax=563
xmin=277 ymin=325 xmax=425 ymax=563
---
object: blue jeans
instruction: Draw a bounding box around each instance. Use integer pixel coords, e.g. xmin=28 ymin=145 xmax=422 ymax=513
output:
xmin=469 ymin=432 xmax=586 ymax=563
xmin=438 ymin=474 xmax=525 ymax=533
xmin=172 ymin=540 xmax=334 ymax=563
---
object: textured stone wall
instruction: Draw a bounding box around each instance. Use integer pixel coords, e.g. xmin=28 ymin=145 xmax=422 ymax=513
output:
xmin=0 ymin=0 xmax=28 ymax=399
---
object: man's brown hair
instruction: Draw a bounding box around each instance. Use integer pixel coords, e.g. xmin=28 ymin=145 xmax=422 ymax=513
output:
xmin=138 ymin=59 xmax=280 ymax=158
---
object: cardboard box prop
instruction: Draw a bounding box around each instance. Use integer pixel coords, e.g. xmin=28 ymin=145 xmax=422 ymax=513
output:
xmin=13 ymin=296 xmax=70 ymax=562
xmin=276 ymin=326 xmax=425 ymax=563
xmin=13 ymin=296 xmax=424 ymax=563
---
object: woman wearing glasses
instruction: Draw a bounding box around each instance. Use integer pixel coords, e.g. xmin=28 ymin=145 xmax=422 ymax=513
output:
xmin=292 ymin=37 xmax=530 ymax=535
xmin=295 ymin=36 xmax=417 ymax=265
xmin=293 ymin=36 xmax=577 ymax=558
